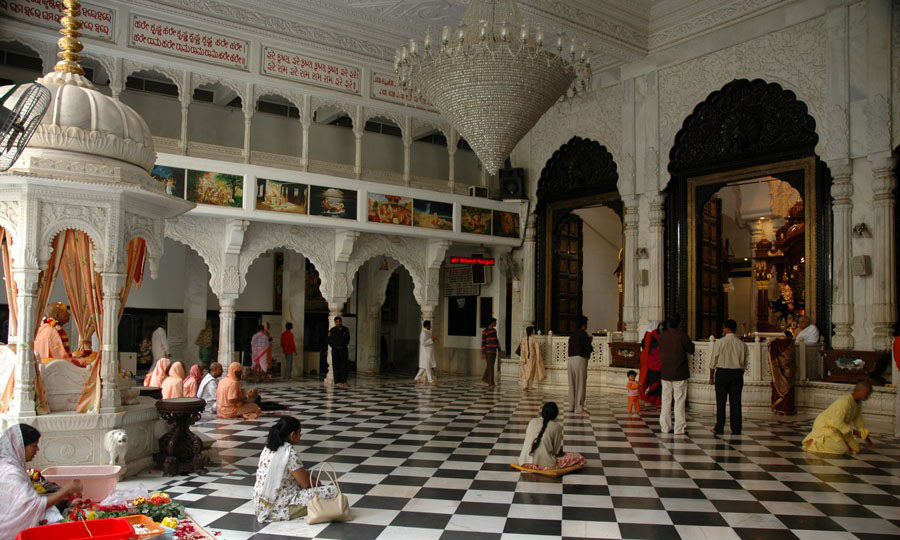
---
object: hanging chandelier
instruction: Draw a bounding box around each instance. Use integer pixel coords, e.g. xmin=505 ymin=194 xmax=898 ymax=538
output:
xmin=395 ymin=0 xmax=591 ymax=176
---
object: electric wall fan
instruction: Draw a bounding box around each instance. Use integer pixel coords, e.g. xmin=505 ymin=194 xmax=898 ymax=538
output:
xmin=0 ymin=83 xmax=51 ymax=172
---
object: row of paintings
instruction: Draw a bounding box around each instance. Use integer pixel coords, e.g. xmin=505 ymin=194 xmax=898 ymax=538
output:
xmin=151 ymin=166 xmax=519 ymax=237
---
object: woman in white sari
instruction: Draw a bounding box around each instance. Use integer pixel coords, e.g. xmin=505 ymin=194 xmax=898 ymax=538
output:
xmin=253 ymin=416 xmax=337 ymax=522
xmin=0 ymin=424 xmax=83 ymax=540
xmin=519 ymin=326 xmax=545 ymax=390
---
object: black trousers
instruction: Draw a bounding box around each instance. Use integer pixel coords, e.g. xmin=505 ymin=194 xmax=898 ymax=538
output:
xmin=714 ymin=368 xmax=743 ymax=434
xmin=332 ymin=347 xmax=349 ymax=383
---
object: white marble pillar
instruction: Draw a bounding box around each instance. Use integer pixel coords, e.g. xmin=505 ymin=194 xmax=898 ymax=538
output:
xmin=403 ymin=136 xmax=412 ymax=187
xmin=100 ymin=272 xmax=125 ymax=412
xmin=281 ymin=251 xmax=306 ymax=376
xmin=829 ymin=161 xmax=854 ymax=349
xmin=354 ymin=131 xmax=364 ymax=179
xmin=448 ymin=128 xmax=458 ymax=193
xmin=243 ymin=111 xmax=253 ymax=164
xmin=647 ymin=194 xmax=665 ymax=323
xmin=8 ymin=268 xmax=39 ymax=417
xmin=324 ymin=306 xmax=341 ymax=386
xmin=179 ymin=101 xmax=190 ymax=155
xmin=183 ymin=250 xmax=208 ymax=367
xmin=300 ymin=118 xmax=311 ymax=172
xmin=522 ymin=214 xmax=537 ymax=328
xmin=218 ymin=297 xmax=237 ymax=365
xmin=871 ymin=156 xmax=896 ymax=350
xmin=623 ymin=196 xmax=640 ymax=341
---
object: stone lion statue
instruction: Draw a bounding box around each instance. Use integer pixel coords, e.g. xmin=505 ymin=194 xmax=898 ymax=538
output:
xmin=104 ymin=429 xmax=128 ymax=469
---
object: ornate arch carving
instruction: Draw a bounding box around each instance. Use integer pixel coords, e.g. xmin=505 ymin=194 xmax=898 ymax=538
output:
xmin=165 ymin=216 xmax=224 ymax=293
xmin=192 ymin=75 xmax=247 ymax=109
xmin=238 ymin=222 xmax=333 ymax=298
xmin=122 ymin=60 xmax=185 ymax=97
xmin=310 ymin=97 xmax=356 ymax=126
xmin=254 ymin=86 xmax=304 ymax=118
xmin=537 ymin=136 xmax=619 ymax=206
xmin=125 ymin=212 xmax=164 ymax=279
xmin=668 ymin=79 xmax=819 ymax=175
xmin=346 ymin=234 xmax=426 ymax=307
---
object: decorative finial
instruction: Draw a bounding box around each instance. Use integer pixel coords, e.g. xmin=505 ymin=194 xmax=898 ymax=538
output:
xmin=54 ymin=0 xmax=85 ymax=76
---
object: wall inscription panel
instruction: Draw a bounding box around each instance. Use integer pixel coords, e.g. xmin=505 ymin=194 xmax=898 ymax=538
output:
xmin=129 ymin=14 xmax=249 ymax=70
xmin=263 ymin=46 xmax=360 ymax=95
xmin=371 ymin=72 xmax=435 ymax=111
xmin=1 ymin=0 xmax=114 ymax=41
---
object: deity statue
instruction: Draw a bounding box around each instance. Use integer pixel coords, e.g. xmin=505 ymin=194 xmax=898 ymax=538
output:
xmin=34 ymin=302 xmax=72 ymax=363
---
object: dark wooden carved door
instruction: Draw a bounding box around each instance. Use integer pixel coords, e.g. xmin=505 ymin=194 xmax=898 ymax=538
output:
xmin=552 ymin=214 xmax=583 ymax=334
xmin=699 ymin=197 xmax=724 ymax=338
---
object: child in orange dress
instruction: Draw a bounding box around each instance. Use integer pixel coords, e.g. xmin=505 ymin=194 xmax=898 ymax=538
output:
xmin=626 ymin=370 xmax=640 ymax=413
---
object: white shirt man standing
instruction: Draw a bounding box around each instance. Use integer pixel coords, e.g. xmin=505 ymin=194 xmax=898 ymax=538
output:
xmin=151 ymin=320 xmax=170 ymax=362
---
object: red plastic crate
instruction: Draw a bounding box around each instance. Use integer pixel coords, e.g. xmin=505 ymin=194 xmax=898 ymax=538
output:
xmin=16 ymin=518 xmax=134 ymax=540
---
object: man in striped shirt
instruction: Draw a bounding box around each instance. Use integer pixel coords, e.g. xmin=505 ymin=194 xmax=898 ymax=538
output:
xmin=481 ymin=318 xmax=501 ymax=389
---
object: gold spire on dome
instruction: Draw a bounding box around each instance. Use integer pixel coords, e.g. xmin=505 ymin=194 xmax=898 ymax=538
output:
xmin=54 ymin=0 xmax=85 ymax=76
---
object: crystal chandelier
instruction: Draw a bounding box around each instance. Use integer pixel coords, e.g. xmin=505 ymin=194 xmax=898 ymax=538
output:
xmin=395 ymin=0 xmax=591 ymax=176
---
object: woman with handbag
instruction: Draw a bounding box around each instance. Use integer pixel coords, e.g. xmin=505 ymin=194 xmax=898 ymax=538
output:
xmin=253 ymin=416 xmax=338 ymax=522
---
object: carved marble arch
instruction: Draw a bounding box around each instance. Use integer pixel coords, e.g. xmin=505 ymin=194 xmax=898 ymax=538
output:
xmin=0 ymin=36 xmax=50 ymax=72
xmin=121 ymin=60 xmax=185 ymax=97
xmin=311 ymin=98 xmax=356 ymax=127
xmin=254 ymin=88 xmax=303 ymax=119
xmin=411 ymin=120 xmax=450 ymax=143
xmin=345 ymin=234 xmax=427 ymax=307
xmin=124 ymin=225 xmax=163 ymax=280
xmin=42 ymin=226 xmax=104 ymax=273
xmin=192 ymin=75 xmax=247 ymax=110
xmin=363 ymin=110 xmax=405 ymax=136
xmin=237 ymin=223 xmax=333 ymax=299
xmin=165 ymin=217 xmax=224 ymax=294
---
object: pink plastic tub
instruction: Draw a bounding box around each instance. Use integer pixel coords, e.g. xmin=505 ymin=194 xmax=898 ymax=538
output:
xmin=41 ymin=465 xmax=122 ymax=501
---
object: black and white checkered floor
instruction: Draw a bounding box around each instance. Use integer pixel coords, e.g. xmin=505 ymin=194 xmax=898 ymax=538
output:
xmin=130 ymin=375 xmax=900 ymax=540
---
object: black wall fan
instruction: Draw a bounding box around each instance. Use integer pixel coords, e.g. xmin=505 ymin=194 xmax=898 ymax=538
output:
xmin=0 ymin=83 xmax=51 ymax=172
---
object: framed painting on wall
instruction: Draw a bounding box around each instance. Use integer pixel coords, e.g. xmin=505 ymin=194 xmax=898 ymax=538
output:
xmin=367 ymin=193 xmax=412 ymax=225
xmin=461 ymin=206 xmax=491 ymax=235
xmin=186 ymin=170 xmax=243 ymax=207
xmin=493 ymin=210 xmax=520 ymax=238
xmin=151 ymin=165 xmax=186 ymax=198
xmin=309 ymin=186 xmax=357 ymax=219
xmin=256 ymin=178 xmax=308 ymax=214
xmin=413 ymin=199 xmax=453 ymax=230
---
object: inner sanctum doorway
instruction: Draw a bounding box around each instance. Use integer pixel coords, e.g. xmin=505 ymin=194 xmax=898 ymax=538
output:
xmin=665 ymin=79 xmax=831 ymax=343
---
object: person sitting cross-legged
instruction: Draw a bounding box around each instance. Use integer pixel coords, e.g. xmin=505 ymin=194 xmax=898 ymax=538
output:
xmin=517 ymin=402 xmax=586 ymax=474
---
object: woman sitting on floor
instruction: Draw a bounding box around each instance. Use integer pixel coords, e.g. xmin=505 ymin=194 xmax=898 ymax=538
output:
xmin=517 ymin=402 xmax=587 ymax=472
xmin=254 ymin=416 xmax=337 ymax=522
xmin=183 ymin=364 xmax=203 ymax=398
xmin=161 ymin=361 xmax=186 ymax=399
xmin=0 ymin=424 xmax=83 ymax=540
xmin=216 ymin=362 xmax=262 ymax=419
xmin=143 ymin=357 xmax=171 ymax=387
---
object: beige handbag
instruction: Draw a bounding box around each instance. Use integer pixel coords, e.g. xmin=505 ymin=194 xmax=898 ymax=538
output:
xmin=306 ymin=462 xmax=353 ymax=525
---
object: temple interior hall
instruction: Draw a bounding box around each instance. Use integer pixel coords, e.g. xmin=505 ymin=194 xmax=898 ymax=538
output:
xmin=0 ymin=0 xmax=899 ymax=539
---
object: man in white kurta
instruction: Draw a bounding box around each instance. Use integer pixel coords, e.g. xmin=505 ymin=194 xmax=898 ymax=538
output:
xmin=151 ymin=321 xmax=170 ymax=362
xmin=414 ymin=321 xmax=436 ymax=385
xmin=794 ymin=315 xmax=820 ymax=345
xmin=198 ymin=362 xmax=223 ymax=415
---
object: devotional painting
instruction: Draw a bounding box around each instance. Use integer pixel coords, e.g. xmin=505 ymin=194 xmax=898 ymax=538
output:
xmin=309 ymin=186 xmax=357 ymax=219
xmin=256 ymin=178 xmax=308 ymax=214
xmin=413 ymin=199 xmax=453 ymax=230
xmin=186 ymin=170 xmax=243 ymax=207
xmin=151 ymin=165 xmax=186 ymax=198
xmin=367 ymin=193 xmax=412 ymax=225
xmin=493 ymin=210 xmax=520 ymax=238
xmin=461 ymin=206 xmax=492 ymax=235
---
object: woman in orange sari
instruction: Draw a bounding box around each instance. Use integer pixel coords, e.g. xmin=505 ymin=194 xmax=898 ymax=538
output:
xmin=639 ymin=321 xmax=662 ymax=408
xmin=217 ymin=363 xmax=262 ymax=419
xmin=144 ymin=358 xmax=171 ymax=387
xmin=161 ymin=362 xmax=186 ymax=399
xmin=183 ymin=364 xmax=203 ymax=398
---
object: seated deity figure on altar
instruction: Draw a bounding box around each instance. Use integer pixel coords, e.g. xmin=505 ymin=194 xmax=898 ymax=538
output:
xmin=34 ymin=303 xmax=96 ymax=367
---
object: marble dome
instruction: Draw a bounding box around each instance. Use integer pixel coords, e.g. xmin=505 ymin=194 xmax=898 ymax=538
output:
xmin=6 ymin=71 xmax=156 ymax=172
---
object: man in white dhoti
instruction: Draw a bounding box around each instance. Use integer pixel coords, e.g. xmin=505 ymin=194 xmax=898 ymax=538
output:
xmin=794 ymin=315 xmax=820 ymax=345
xmin=414 ymin=321 xmax=437 ymax=385
xmin=198 ymin=362 xmax=223 ymax=415
xmin=151 ymin=319 xmax=170 ymax=362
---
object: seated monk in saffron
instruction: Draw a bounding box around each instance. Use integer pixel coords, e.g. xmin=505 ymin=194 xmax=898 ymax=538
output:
xmin=217 ymin=362 xmax=262 ymax=420
xmin=34 ymin=303 xmax=96 ymax=367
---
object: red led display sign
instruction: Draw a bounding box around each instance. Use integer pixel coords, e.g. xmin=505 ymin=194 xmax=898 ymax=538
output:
xmin=450 ymin=257 xmax=495 ymax=266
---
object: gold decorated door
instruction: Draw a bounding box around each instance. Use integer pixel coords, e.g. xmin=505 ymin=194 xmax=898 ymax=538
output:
xmin=699 ymin=197 xmax=724 ymax=338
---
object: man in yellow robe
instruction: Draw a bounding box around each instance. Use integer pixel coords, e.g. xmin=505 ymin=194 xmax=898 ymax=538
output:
xmin=34 ymin=302 xmax=72 ymax=363
xmin=802 ymin=381 xmax=875 ymax=455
